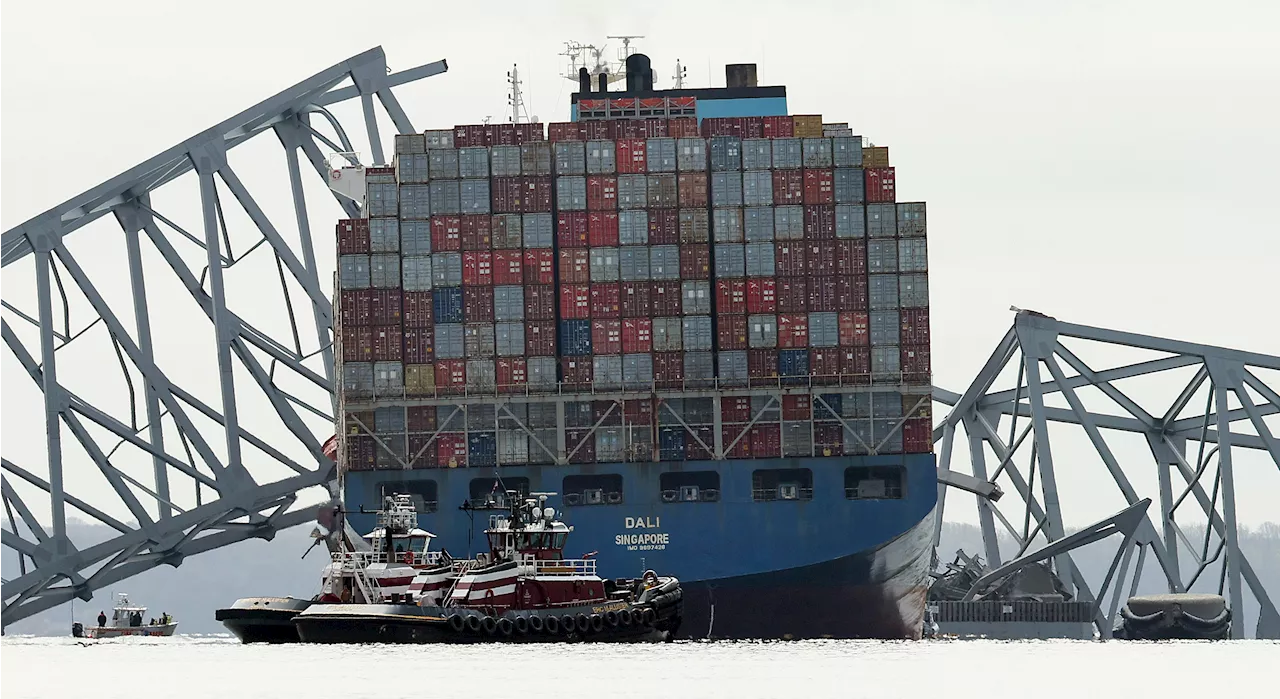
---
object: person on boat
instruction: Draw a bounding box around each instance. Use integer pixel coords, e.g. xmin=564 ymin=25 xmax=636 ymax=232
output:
xmin=97 ymin=611 xmax=106 ymax=627
xmin=149 ymin=618 xmax=156 ymax=626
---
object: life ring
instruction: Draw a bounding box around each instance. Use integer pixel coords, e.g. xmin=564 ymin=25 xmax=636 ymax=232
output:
xmin=575 ymin=614 xmax=590 ymax=633
xmin=497 ymin=617 xmax=514 ymax=637
xmin=618 ymin=609 xmax=633 ymax=626
xmin=604 ymin=611 xmax=620 ymax=627
xmin=528 ymin=615 xmax=545 ymax=633
xmin=447 ymin=614 xmax=465 ymax=633
xmin=465 ymin=615 xmax=482 ymax=633
xmin=589 ymin=614 xmax=605 ymax=632
xmin=330 ymin=169 xmax=342 ymax=181
xmin=481 ymin=616 xmax=498 ymax=635
xmin=514 ymin=615 xmax=530 ymax=635
xmin=544 ymin=615 xmax=559 ymax=634
xmin=560 ymin=615 xmax=575 ymax=635
xmin=402 ymin=551 xmax=415 ymax=564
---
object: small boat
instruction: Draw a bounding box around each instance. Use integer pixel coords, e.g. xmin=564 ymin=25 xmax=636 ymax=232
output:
xmin=293 ymin=491 xmax=683 ymax=644
xmin=73 ymin=593 xmax=177 ymax=639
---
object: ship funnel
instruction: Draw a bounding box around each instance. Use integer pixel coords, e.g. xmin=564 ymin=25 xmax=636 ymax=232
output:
xmin=578 ymin=67 xmax=591 ymax=94
xmin=597 ymin=72 xmax=608 ymax=94
xmin=626 ymin=53 xmax=654 ymax=92
xmin=726 ymin=63 xmax=758 ymax=88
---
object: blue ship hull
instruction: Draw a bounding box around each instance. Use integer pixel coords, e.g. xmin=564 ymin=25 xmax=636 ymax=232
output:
xmin=344 ymin=453 xmax=937 ymax=639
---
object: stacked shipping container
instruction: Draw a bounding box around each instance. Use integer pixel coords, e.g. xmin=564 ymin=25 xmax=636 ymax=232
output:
xmin=335 ymin=115 xmax=931 ymax=472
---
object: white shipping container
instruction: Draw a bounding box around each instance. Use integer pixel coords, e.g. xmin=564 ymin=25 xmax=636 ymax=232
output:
xmin=429 ymin=180 xmax=460 ymax=215
xmin=460 ymin=147 xmax=492 ymax=178
xmin=428 ymin=149 xmax=459 ymax=179
xmin=401 ymin=220 xmax=432 ymax=255
xmin=339 ymin=255 xmax=370 ymax=289
xmin=713 ymin=207 xmax=744 ymax=242
xmin=835 ymin=204 xmax=866 ymax=239
xmin=748 ymin=314 xmax=778 ymax=348
xmin=647 ymin=138 xmax=677 ymax=172
xmin=744 ymin=207 xmax=775 ymax=242
xmin=554 ymin=142 xmax=586 ymax=175
xmin=650 ymin=246 xmax=681 ymax=280
xmin=745 ymin=242 xmax=775 ymax=277
xmin=682 ymin=315 xmax=713 ymax=351
xmin=802 ymin=138 xmax=834 ymax=168
xmin=619 ymin=247 xmax=651 ymax=281
xmin=711 ymin=172 xmax=743 ymax=207
xmin=424 ymin=129 xmax=455 ymax=149
xmin=869 ymin=310 xmax=901 ymax=345
xmin=741 ymin=139 xmax=772 ymax=171
xmin=867 ymin=239 xmax=899 ymax=273
xmin=589 ymin=247 xmax=620 ymax=282
xmin=742 ymin=170 xmax=773 ymax=206
xmin=619 ymin=210 xmax=649 ymax=245
xmin=772 ymin=138 xmax=802 ymax=169
xmin=867 ymin=203 xmax=897 ymax=238
xmin=460 ymin=179 xmax=491 ymax=214
xmin=899 ymin=274 xmax=930 ymax=308
xmin=370 ymin=218 xmax=399 ymax=253
xmin=898 ymin=238 xmax=928 ymax=273
xmin=715 ymin=244 xmax=746 ymax=278
xmin=677 ymin=138 xmax=706 ymax=171
xmin=401 ymin=255 xmax=433 ymax=291
xmin=618 ymin=174 xmax=648 ymax=209
xmin=774 ymin=206 xmax=805 ymax=240
xmin=586 ymin=140 xmax=616 ymax=174
xmin=556 ymin=176 xmax=587 ymax=211
xmin=523 ymin=213 xmax=554 ymax=248
xmin=653 ymin=317 xmax=683 ymax=352
xmin=682 ymin=281 xmax=711 ymax=315
xmin=489 ymin=145 xmax=521 ymax=177
xmin=370 ymin=254 xmax=401 ymax=288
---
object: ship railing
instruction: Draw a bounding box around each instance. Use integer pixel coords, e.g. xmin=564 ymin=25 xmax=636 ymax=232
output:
xmin=751 ymin=487 xmax=815 ymax=502
xmin=529 ymin=558 xmax=597 ymax=576
xmin=331 ymin=549 xmax=435 ymax=567
xmin=343 ymin=371 xmax=934 ymax=403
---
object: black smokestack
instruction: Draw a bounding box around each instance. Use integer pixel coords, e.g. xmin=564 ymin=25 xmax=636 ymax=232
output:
xmin=578 ymin=67 xmax=591 ymax=94
xmin=626 ymin=53 xmax=654 ymax=92
xmin=597 ymin=72 xmax=608 ymax=93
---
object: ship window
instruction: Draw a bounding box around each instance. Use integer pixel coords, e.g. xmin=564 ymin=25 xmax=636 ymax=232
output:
xmin=752 ymin=468 xmax=813 ymax=502
xmin=844 ymin=466 xmax=905 ymax=500
xmin=659 ymin=471 xmax=720 ymax=503
xmin=562 ymin=474 xmax=623 ymax=506
xmin=552 ymin=532 xmax=568 ymax=549
xmin=371 ymin=480 xmax=438 ymax=513
xmin=468 ymin=477 xmax=530 ymax=509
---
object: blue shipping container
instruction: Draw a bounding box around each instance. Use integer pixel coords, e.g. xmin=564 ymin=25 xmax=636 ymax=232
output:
xmin=433 ymin=287 xmax=464 ymax=324
xmin=659 ymin=428 xmax=686 ymax=462
xmin=816 ymin=394 xmax=843 ymax=420
xmin=468 ymin=432 xmax=497 ymax=468
xmin=560 ymin=320 xmax=593 ymax=356
xmin=779 ymin=348 xmax=810 ymax=383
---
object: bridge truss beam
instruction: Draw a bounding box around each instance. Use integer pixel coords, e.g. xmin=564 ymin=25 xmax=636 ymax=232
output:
xmin=932 ymin=311 xmax=1280 ymax=639
xmin=0 ymin=47 xmax=447 ymax=628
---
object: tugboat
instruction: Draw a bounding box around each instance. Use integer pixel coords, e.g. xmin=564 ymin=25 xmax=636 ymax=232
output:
xmin=73 ymin=593 xmax=177 ymax=639
xmin=293 ymin=491 xmax=683 ymax=643
xmin=216 ymin=494 xmax=451 ymax=643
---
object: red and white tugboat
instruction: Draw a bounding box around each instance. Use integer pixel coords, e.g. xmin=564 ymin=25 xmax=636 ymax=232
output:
xmin=293 ymin=491 xmax=683 ymax=643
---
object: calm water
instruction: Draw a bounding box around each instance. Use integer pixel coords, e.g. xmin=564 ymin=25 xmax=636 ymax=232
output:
xmin=2 ymin=635 xmax=1273 ymax=698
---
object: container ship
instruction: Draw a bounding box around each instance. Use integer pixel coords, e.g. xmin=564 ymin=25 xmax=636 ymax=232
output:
xmin=333 ymin=51 xmax=936 ymax=640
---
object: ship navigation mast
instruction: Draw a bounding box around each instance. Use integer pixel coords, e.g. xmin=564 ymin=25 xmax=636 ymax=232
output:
xmin=560 ymin=35 xmax=644 ymax=87
xmin=507 ymin=64 xmax=535 ymax=124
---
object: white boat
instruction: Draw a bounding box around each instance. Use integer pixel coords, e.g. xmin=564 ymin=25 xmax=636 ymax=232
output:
xmin=74 ymin=593 xmax=177 ymax=639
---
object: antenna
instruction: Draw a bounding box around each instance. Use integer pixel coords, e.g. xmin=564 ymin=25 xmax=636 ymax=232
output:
xmin=507 ymin=64 xmax=530 ymax=124
xmin=673 ymin=59 xmax=688 ymax=89
xmin=607 ymin=35 xmax=645 ymax=62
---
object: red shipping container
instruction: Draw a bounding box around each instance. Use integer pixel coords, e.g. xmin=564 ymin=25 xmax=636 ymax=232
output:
xmin=865 ymin=167 xmax=896 ymax=203
xmin=403 ymin=327 xmax=434 ymax=364
xmin=437 ymin=360 xmax=466 ymax=394
xmin=559 ymin=249 xmax=591 ymax=283
xmin=403 ymin=291 xmax=433 ymax=327
xmin=407 ymin=406 xmax=437 ymax=431
xmin=524 ymin=249 xmax=555 ymax=284
xmin=342 ymin=325 xmax=373 ymax=361
xmin=437 ymin=433 xmax=467 ymax=466
xmin=610 ymin=120 xmax=645 ymax=140
xmin=584 ymin=120 xmax=611 ymax=140
xmin=743 ymin=117 xmax=765 ymax=139
xmin=490 ymin=177 xmax=522 ymax=214
xmin=558 ymin=211 xmax=589 ymax=247
xmin=810 ymin=348 xmax=842 ymax=385
xmin=748 ymin=349 xmax=779 ymax=379
xmin=548 ymin=122 xmax=584 ymax=142
xmin=677 ymin=172 xmax=708 ymax=207
xmin=839 ymin=312 xmax=870 ymax=346
xmin=721 ymin=396 xmax=752 ymax=423
xmin=837 ymin=275 xmax=868 ymax=311
xmin=622 ymin=318 xmax=653 ymax=353
xmin=588 ymin=211 xmax=620 ymax=246
xmin=746 ymin=278 xmax=777 ymax=313
xmin=621 ymin=281 xmax=653 ymax=317
xmin=648 ymin=208 xmax=679 ymax=245
xmin=804 ymin=206 xmax=837 ymax=240
xmin=901 ymin=343 xmax=932 ymax=383
xmin=717 ymin=314 xmax=748 ymax=349
xmin=337 ymin=218 xmax=370 ymax=254
xmin=901 ymin=308 xmax=931 ymax=346
xmin=777 ymin=278 xmax=809 ymax=312
xmin=405 ymin=435 xmax=434 ymax=467
xmin=840 ymin=347 xmax=872 ymax=378
xmin=772 ymin=170 xmax=804 ymax=205
xmin=492 ymin=249 xmax=524 ymax=285
xmin=593 ymin=399 xmax=623 ymax=425
xmin=561 ymin=357 xmax=593 ymax=387
xmin=624 ymin=398 xmax=654 ymax=424
xmin=464 ymin=285 xmax=494 ymax=322
xmin=586 ymin=175 xmax=617 ymax=211
xmin=372 ymin=325 xmax=402 ymax=361
xmin=680 ymin=245 xmax=710 ymax=280
xmin=340 ymin=290 xmax=371 ymax=327
xmin=369 ymin=289 xmax=401 ymax=325
xmin=762 ymin=115 xmax=794 ymax=139
xmin=497 ymin=357 xmax=527 ymax=394
xmin=592 ymin=319 xmax=622 ymax=354
xmin=701 ymin=117 xmax=743 ymax=137
xmin=462 ymin=251 xmax=494 ymax=286
xmin=814 ymin=424 xmax=844 ymax=456
xmin=516 ymin=122 xmax=544 ymax=143
xmin=782 ymin=395 xmax=812 ymax=420
xmin=642 ymin=119 xmax=668 ymax=138
xmin=565 ymin=429 xmax=596 ymax=464
xmin=460 ymin=215 xmax=492 ymax=251
xmin=803 ymin=169 xmax=835 ymax=204
xmin=525 ymin=284 xmax=556 ymax=320
xmin=667 ymin=117 xmax=699 ymax=138
xmin=492 ymin=123 xmax=518 ymax=146
xmin=591 ymin=283 xmax=621 ymax=317
xmin=808 ymin=276 xmax=839 ymax=312
xmin=836 ymin=240 xmax=867 ymax=277
xmin=521 ymin=177 xmax=554 ymax=212
xmin=653 ymin=352 xmax=685 ymax=389
xmin=526 ymin=320 xmax=557 ymax=356
xmin=778 ymin=314 xmax=809 ymax=348
xmin=903 ymin=418 xmax=934 ymax=454
xmin=808 ymin=241 xmax=837 ymax=274
xmin=431 ymin=215 xmax=461 ymax=251
xmin=750 ymin=424 xmax=782 ymax=458
xmin=685 ymin=426 xmax=715 ymax=460
xmin=616 ymin=138 xmax=648 ymax=174
xmin=775 ymin=242 xmax=807 ymax=276
xmin=721 ymin=426 xmax=752 ymax=458
xmin=717 ymin=279 xmax=747 ymax=314
xmin=651 ymin=281 xmax=682 ymax=316
xmin=560 ymin=284 xmax=590 ymax=319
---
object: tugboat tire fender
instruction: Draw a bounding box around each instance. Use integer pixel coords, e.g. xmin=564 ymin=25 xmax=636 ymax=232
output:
xmin=604 ymin=611 xmax=619 ymax=627
xmin=448 ymin=614 xmax=466 ymax=633
xmin=528 ymin=614 xmax=545 ymax=633
xmin=589 ymin=614 xmax=605 ymax=632
xmin=465 ymin=615 xmax=483 ymax=633
xmin=544 ymin=615 xmax=559 ymax=634
xmin=641 ymin=608 xmax=656 ymax=626
xmin=497 ymin=617 xmax=515 ymax=636
xmin=619 ymin=609 xmax=633 ymax=626
xmin=575 ymin=614 xmax=590 ymax=633
xmin=481 ymin=616 xmax=498 ymax=635
xmin=561 ymin=615 xmax=576 ymax=635
xmin=514 ymin=615 xmax=530 ymax=635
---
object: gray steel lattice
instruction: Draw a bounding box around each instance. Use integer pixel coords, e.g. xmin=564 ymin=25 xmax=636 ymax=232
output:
xmin=0 ymin=47 xmax=447 ymax=627
xmin=931 ymin=310 xmax=1280 ymax=638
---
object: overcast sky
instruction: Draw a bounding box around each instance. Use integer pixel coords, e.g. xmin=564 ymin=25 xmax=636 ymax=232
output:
xmin=2 ymin=0 xmax=1278 ymax=538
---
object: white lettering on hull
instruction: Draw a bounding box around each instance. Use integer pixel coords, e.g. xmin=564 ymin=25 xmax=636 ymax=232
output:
xmin=614 ymin=532 xmax=670 ymax=551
